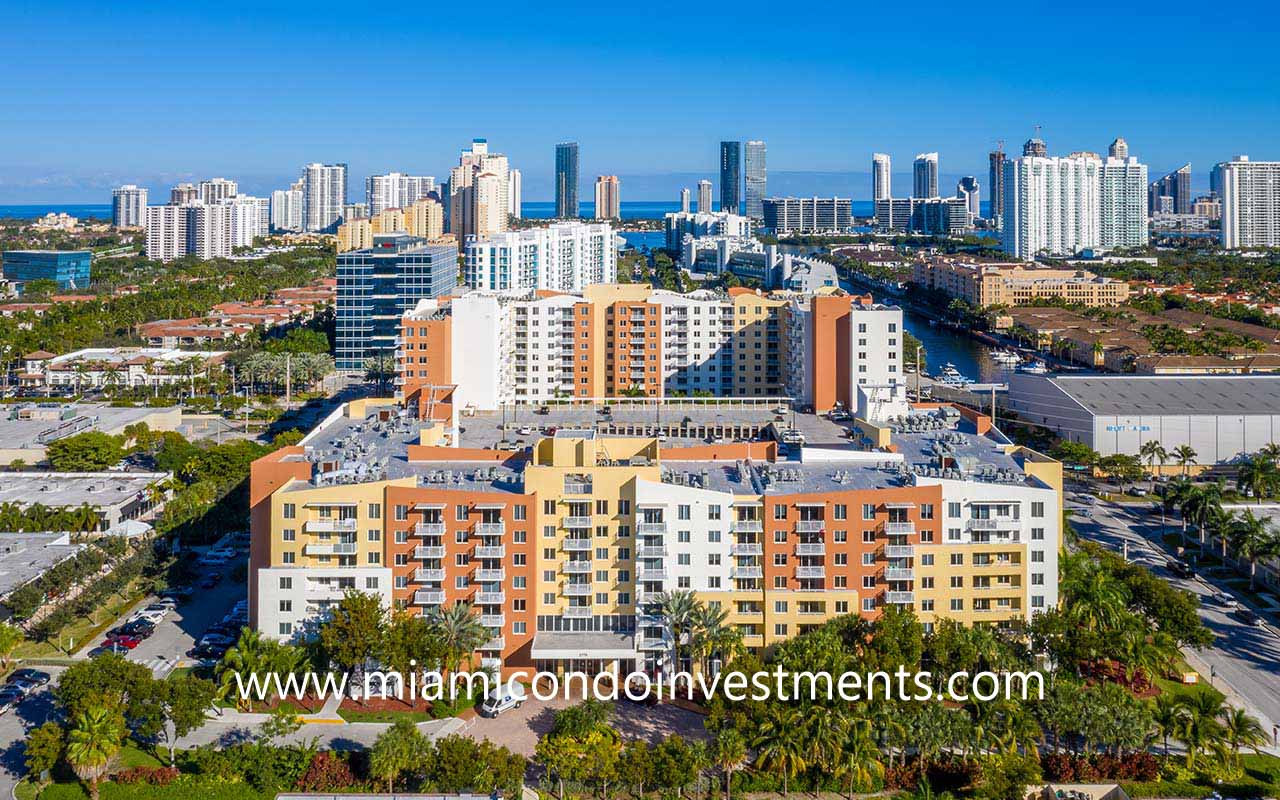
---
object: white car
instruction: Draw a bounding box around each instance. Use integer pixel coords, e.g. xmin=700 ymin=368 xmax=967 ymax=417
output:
xmin=1214 ymin=592 xmax=1239 ymax=609
xmin=479 ymin=684 xmax=527 ymax=717
xmin=131 ymin=610 xmax=166 ymax=625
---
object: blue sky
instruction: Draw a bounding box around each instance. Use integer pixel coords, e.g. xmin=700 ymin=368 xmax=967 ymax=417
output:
xmin=2 ymin=0 xmax=1276 ymax=202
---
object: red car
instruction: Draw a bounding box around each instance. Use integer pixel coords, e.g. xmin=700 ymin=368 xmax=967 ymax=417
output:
xmin=104 ymin=634 xmax=142 ymax=649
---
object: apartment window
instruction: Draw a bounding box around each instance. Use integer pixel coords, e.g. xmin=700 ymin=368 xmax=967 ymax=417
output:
xmin=773 ymin=504 xmax=787 ymax=520
xmin=921 ymin=553 xmax=935 ymax=566
xmin=834 ymin=530 xmax=847 ymax=543
xmin=862 ymin=503 xmax=875 ymax=520
xmin=677 ymin=504 xmax=691 ymax=520
xmin=455 ymin=576 xmax=468 ymax=589
xmin=1031 ymin=502 xmax=1045 ymax=518
xmin=367 ymin=552 xmax=380 ymax=565
xmin=542 ymin=548 xmax=556 ymax=561
xmin=1032 ymin=573 xmax=1045 ymax=585
xmin=455 ymin=505 xmax=468 ymax=521
xmin=1031 ymin=595 xmax=1045 ymax=608
xmin=367 ymin=529 xmax=381 ymax=542
xmin=283 ymin=503 xmax=296 ymax=519
xmin=595 ymin=570 xmax=609 ymax=582
xmin=834 ymin=553 xmax=847 ymax=566
xmin=619 ymin=500 xmax=631 ymax=514
xmin=617 ymin=547 xmax=631 ymax=560
xmin=950 ymin=576 xmax=963 ymax=588
xmin=455 ymin=530 xmax=468 ymax=544
xmin=282 ymin=529 xmax=296 ymax=542
xmin=774 ymin=576 xmax=786 ymax=588
xmin=774 ymin=624 xmax=788 ymax=636
xmin=365 ymin=577 xmax=379 ymax=590
xmin=279 ymin=622 xmax=293 ymax=636
xmin=708 ymin=553 xmax=721 ymax=566
xmin=862 ymin=552 xmax=876 ymax=566
xmin=394 ymin=530 xmax=407 ymax=544
xmin=862 ymin=598 xmax=876 ymax=612
xmin=513 ymin=530 xmax=527 ymax=544
xmin=948 ymin=502 xmax=961 ymax=518
xmin=948 ymin=527 xmax=961 ymax=541
xmin=677 ymin=577 xmax=691 ymax=589
xmin=544 ymin=500 xmax=556 ymax=515
xmin=833 ymin=504 xmax=847 ymax=520
xmin=279 ymin=577 xmax=292 ymax=590
xmin=395 ymin=576 xmax=407 ymax=589
xmin=1031 ymin=551 xmax=1045 ymax=563
xmin=774 ymin=600 xmax=788 ymax=613
xmin=543 ymin=525 xmax=556 ymax=538
xmin=835 ymin=601 xmax=849 ymax=614
xmin=1031 ymin=528 xmax=1045 ymax=541
xmin=543 ymin=593 xmax=556 ymax=605
xmin=920 ymin=577 xmax=935 ymax=589
xmin=395 ymin=505 xmax=408 ymax=521
xmin=596 ymin=525 xmax=609 ymax=538
xmin=920 ymin=599 xmax=935 ymax=612
xmin=513 ymin=621 xmax=527 ymax=634
xmin=950 ymin=599 xmax=964 ymax=611
xmin=708 ymin=530 xmax=722 ymax=543
xmin=862 ymin=530 xmax=876 ymax=543
xmin=367 ymin=503 xmax=381 ymax=519
xmin=773 ymin=553 xmax=788 ymax=566
xmin=282 ymin=551 xmax=295 ymax=564
xmin=677 ymin=530 xmax=691 ymax=543
xmin=708 ymin=504 xmax=721 ymax=520
xmin=920 ymin=530 xmax=934 ymax=543
xmin=514 ymin=504 xmax=527 ymax=521
xmin=514 ymin=576 xmax=527 ymax=589
xmin=707 ymin=577 xmax=720 ymax=589
xmin=920 ymin=503 xmax=934 ymax=520
xmin=862 ymin=575 xmax=875 ymax=589
xmin=593 ymin=547 xmax=607 ymax=560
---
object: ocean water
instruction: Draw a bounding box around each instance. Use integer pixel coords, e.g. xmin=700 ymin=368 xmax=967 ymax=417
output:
xmin=0 ymin=204 xmax=113 ymax=219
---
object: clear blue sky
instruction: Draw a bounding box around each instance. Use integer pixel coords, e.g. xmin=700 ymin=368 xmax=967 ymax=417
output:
xmin=2 ymin=0 xmax=1276 ymax=202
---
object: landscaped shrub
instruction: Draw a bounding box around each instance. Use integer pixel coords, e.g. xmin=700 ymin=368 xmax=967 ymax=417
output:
xmin=294 ymin=753 xmax=356 ymax=792
xmin=112 ymin=766 xmax=180 ymax=785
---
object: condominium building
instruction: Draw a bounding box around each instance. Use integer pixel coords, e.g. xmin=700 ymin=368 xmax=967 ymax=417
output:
xmin=337 ymin=198 xmax=445 ymax=253
xmin=594 ymin=176 xmax=620 ymax=220
xmin=1099 ymin=156 xmax=1149 ymax=249
xmin=680 ymin=188 xmax=691 ymax=214
xmin=744 ymin=141 xmax=767 ymax=220
xmin=223 ymin=195 xmax=270 ymax=248
xmin=873 ymin=153 xmax=892 ymax=201
xmin=874 ymin=198 xmax=915 ymax=231
xmin=366 ymin=173 xmax=436 ymax=217
xmin=199 ymin=178 xmax=238 ymax=205
xmin=335 ymin=235 xmax=457 ymax=370
xmin=957 ymin=177 xmax=980 ymax=219
xmin=271 ymin=181 xmax=304 ymax=232
xmin=463 ymin=222 xmax=617 ymax=292
xmin=913 ymin=257 xmax=1130 ymax=307
xmin=1000 ymin=154 xmax=1101 ymax=259
xmin=913 ymin=153 xmax=939 ymax=198
xmin=169 ymin=183 xmax=199 ymax=205
xmin=248 ymin=399 xmax=1062 ymax=673
xmin=697 ymin=181 xmax=713 ymax=214
xmin=762 ymin=197 xmax=853 ymax=234
xmin=664 ymin=211 xmax=752 ymax=250
xmin=720 ymin=141 xmax=741 ymax=215
xmin=1149 ymin=163 xmax=1192 ymax=216
xmin=301 ymin=163 xmax=348 ymax=233
xmin=1216 ymin=156 xmax=1280 ymax=249
xmin=144 ymin=202 xmax=235 ymax=261
xmin=396 ymin=285 xmax=902 ymax=415
xmin=449 ymin=139 xmax=511 ymax=242
xmin=555 ymin=143 xmax=579 ymax=219
xmin=111 ymin=185 xmax=147 ymax=228
xmin=509 ymin=169 xmax=522 ymax=219
xmin=988 ymin=147 xmax=1006 ymax=223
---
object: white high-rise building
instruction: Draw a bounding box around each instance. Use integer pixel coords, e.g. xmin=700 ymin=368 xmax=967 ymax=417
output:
xmin=1001 ymin=154 xmax=1101 ymax=259
xmin=872 ymin=153 xmax=892 ymax=201
xmin=697 ymin=180 xmax=713 ymax=213
xmin=1099 ymin=156 xmax=1149 ymax=249
xmin=680 ymin=188 xmax=691 ymax=214
xmin=145 ymin=205 xmax=187 ymax=262
xmin=594 ymin=176 xmax=620 ymax=220
xmin=744 ymin=140 xmax=767 ymax=220
xmin=301 ymin=163 xmax=348 ymax=233
xmin=957 ymin=177 xmax=981 ymax=219
xmin=464 ymin=222 xmax=617 ymax=292
xmin=111 ymin=185 xmax=147 ymax=228
xmin=222 ymin=196 xmax=269 ymax=248
xmin=271 ymin=180 xmax=304 ymax=232
xmin=913 ymin=153 xmax=939 ymax=198
xmin=198 ymin=178 xmax=237 ymax=204
xmin=448 ymin=139 xmax=511 ymax=242
xmin=365 ymin=173 xmax=435 ymax=217
xmin=508 ymin=169 xmax=522 ymax=219
xmin=145 ymin=202 xmax=234 ymax=261
xmin=1217 ymin=156 xmax=1280 ymax=250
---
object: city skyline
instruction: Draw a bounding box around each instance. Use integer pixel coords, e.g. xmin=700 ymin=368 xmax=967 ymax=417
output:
xmin=0 ymin=0 xmax=1273 ymax=202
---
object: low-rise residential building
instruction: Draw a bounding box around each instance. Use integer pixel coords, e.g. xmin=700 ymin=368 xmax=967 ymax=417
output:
xmin=913 ymin=257 xmax=1130 ymax=308
xmin=248 ymin=399 xmax=1061 ymax=673
xmin=139 ymin=279 xmax=335 ymax=348
xmin=20 ymin=348 xmax=227 ymax=390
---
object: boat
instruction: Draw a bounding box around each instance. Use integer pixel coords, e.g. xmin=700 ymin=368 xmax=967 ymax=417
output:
xmin=1017 ymin=361 xmax=1050 ymax=375
xmin=991 ymin=350 xmax=1022 ymax=365
xmin=936 ymin=363 xmax=973 ymax=386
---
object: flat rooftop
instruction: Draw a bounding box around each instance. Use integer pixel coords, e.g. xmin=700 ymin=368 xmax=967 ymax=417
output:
xmin=0 ymin=403 xmax=179 ymax=450
xmin=1033 ymin=374 xmax=1280 ymax=416
xmin=0 ymin=532 xmax=84 ymax=599
xmin=0 ymin=472 xmax=169 ymax=509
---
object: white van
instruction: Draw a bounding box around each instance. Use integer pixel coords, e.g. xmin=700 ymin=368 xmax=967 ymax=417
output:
xmin=479 ymin=683 xmax=526 ymax=717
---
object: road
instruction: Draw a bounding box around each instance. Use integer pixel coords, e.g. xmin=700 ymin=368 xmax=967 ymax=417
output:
xmin=1068 ymin=492 xmax=1280 ymax=748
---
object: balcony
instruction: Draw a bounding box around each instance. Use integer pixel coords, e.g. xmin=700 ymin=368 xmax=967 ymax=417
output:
xmin=884 ymin=545 xmax=915 ymax=558
xmin=638 ymin=545 xmax=667 ymax=557
xmin=563 ymin=539 xmax=592 ymax=552
xmin=480 ymin=614 xmax=505 ymax=628
xmin=564 ymin=583 xmax=593 ymax=597
xmin=795 ymin=566 xmax=826 ymax=579
xmin=885 ymin=521 xmax=915 ymax=535
xmin=475 ymin=591 xmax=505 ymax=604
xmin=637 ymin=522 xmax=667 ymax=535
xmin=414 ymin=545 xmax=445 ymax=559
xmin=795 ymin=542 xmax=826 ymax=556
xmin=414 ymin=521 xmax=446 ymax=536
xmin=414 ymin=590 xmax=446 ymax=605
xmin=563 ymin=481 xmax=593 ymax=495
xmin=481 ymin=637 xmax=505 ymax=651
xmin=732 ymin=566 xmax=764 ymax=579
xmin=563 ymin=515 xmax=593 ymax=529
xmin=637 ymin=568 xmax=668 ymax=581
xmin=730 ymin=542 xmax=763 ymax=556
xmin=885 ymin=591 xmax=915 ymax=605
xmin=967 ymin=518 xmax=1019 ymax=531
xmin=973 ymin=559 xmax=1018 ymax=569
xmin=885 ymin=568 xmax=914 ymax=581
xmin=635 ymin=592 xmax=662 ymax=606
xmin=305 ymin=518 xmax=357 ymax=533
xmin=475 ymin=522 xmax=506 ymax=536
xmin=562 ymin=606 xmax=593 ymax=619
xmin=414 ymin=568 xmax=445 ymax=582
xmin=563 ymin=560 xmax=592 ymax=574
xmin=637 ymin=637 xmax=669 ymax=651
xmin=304 ymin=542 xmax=357 ymax=556
xmin=731 ymin=519 xmax=763 ymax=533
xmin=795 ymin=520 xmax=824 ymax=533
xmin=474 ymin=568 xmax=505 ymax=582
xmin=474 ymin=545 xmax=506 ymax=559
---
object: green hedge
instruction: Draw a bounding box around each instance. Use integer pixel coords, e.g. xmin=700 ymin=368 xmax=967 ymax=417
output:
xmin=39 ymin=780 xmax=270 ymax=800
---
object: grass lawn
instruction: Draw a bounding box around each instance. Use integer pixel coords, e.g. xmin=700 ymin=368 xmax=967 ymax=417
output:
xmin=1154 ymin=658 xmax=1224 ymax=705
xmin=1125 ymin=753 xmax=1280 ymax=799
xmin=14 ymin=578 xmax=151 ymax=659
xmin=337 ymin=707 xmax=433 ymax=723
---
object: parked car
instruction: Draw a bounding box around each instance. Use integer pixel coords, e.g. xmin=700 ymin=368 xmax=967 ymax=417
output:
xmin=153 ymin=597 xmax=178 ymax=609
xmin=105 ymin=634 xmax=142 ymax=649
xmin=198 ymin=633 xmax=234 ymax=648
xmin=89 ymin=642 xmax=132 ymax=658
xmin=111 ymin=620 xmax=155 ymax=639
xmin=1235 ymin=607 xmax=1265 ymax=627
xmin=187 ymin=643 xmax=228 ymax=660
xmin=159 ymin=586 xmax=194 ymax=600
xmin=7 ymin=669 xmax=50 ymax=688
xmin=143 ymin=603 xmax=171 ymax=616
xmin=1213 ymin=591 xmax=1239 ymax=609
xmin=1166 ymin=560 xmax=1194 ymax=579
xmin=5 ymin=679 xmax=39 ymax=697
xmin=0 ymin=688 xmax=24 ymax=714
xmin=478 ymin=684 xmax=527 ymax=717
xmin=130 ymin=610 xmax=166 ymax=625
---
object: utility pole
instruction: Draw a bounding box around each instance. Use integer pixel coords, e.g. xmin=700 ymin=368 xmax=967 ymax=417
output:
xmin=285 ymin=353 xmax=292 ymax=407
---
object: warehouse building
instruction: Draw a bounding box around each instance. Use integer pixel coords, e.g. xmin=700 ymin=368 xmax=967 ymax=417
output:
xmin=1008 ymin=373 xmax=1280 ymax=466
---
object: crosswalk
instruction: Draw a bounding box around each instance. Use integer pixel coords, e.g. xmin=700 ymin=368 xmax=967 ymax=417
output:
xmin=133 ymin=656 xmax=179 ymax=676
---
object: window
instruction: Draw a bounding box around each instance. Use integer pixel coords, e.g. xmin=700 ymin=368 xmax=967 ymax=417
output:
xmin=1032 ymin=573 xmax=1045 ymax=585
xmin=862 ymin=575 xmax=876 ymax=589
xmin=920 ymin=529 xmax=934 ymax=543
xmin=678 ymin=504 xmax=691 ymax=520
xmin=950 ymin=599 xmax=963 ymax=611
xmin=862 ymin=503 xmax=875 ymax=520
xmin=920 ymin=599 xmax=935 ymax=612
xmin=708 ymin=530 xmax=721 ymax=543
xmin=365 ymin=577 xmax=379 ymax=589
xmin=367 ymin=552 xmax=380 ymax=565
xmin=367 ymin=529 xmax=381 ymax=542
xmin=835 ymin=601 xmax=849 ymax=614
xmin=774 ymin=601 xmax=788 ymax=613
xmin=1031 ymin=551 xmax=1045 ymax=563
xmin=774 ymin=576 xmax=786 ymax=588
xmin=282 ymin=529 xmax=296 ymax=542
xmin=279 ymin=622 xmax=292 ymax=636
xmin=596 ymin=570 xmax=609 ymax=582
xmin=950 ymin=576 xmax=963 ymax=588
xmin=544 ymin=500 xmax=556 ymax=515
xmin=677 ymin=577 xmax=691 ymax=589
xmin=920 ymin=553 xmax=935 ymax=566
xmin=368 ymin=503 xmax=381 ymax=519
xmin=543 ymin=593 xmax=556 ymax=604
xmin=1031 ymin=527 xmax=1045 ymax=540
xmin=834 ymin=530 xmax=847 ymax=543
xmin=456 ymin=530 xmax=468 ymax=544
xmin=774 ymin=624 xmax=788 ymax=636
xmin=920 ymin=577 xmax=935 ymax=589
xmin=455 ymin=505 xmax=468 ymax=521
xmin=862 ymin=529 xmax=877 ymax=543
xmin=773 ymin=553 xmax=788 ymax=566
xmin=708 ymin=504 xmax=721 ymax=520
xmin=282 ymin=551 xmax=295 ymax=564
xmin=513 ymin=621 xmax=527 ymax=634
xmin=773 ymin=504 xmax=787 ymax=520
xmin=596 ymin=500 xmax=609 ymax=515
xmin=862 ymin=598 xmax=876 ymax=612
xmin=834 ymin=553 xmax=847 ymax=566
xmin=950 ymin=553 xmax=963 ymax=566
xmin=394 ymin=530 xmax=407 ymax=544
xmin=514 ymin=505 xmax=527 ymax=521
xmin=678 ymin=530 xmax=691 ymax=543
xmin=514 ymin=530 xmax=527 ymax=543
xmin=394 ymin=553 xmax=408 ymax=566
xmin=833 ymin=504 xmax=847 ymax=520
xmin=1031 ymin=502 xmax=1045 ymax=518
xmin=920 ymin=503 xmax=934 ymax=519
xmin=279 ymin=577 xmax=292 ymax=590
xmin=948 ymin=527 xmax=961 ymax=541
xmin=282 ymin=503 xmax=296 ymax=519
xmin=595 ymin=547 xmax=609 ymax=559
xmin=395 ymin=505 xmax=407 ymax=521
xmin=1031 ymin=595 xmax=1045 ymax=608
xmin=618 ymin=500 xmax=631 ymax=514
xmin=948 ymin=502 xmax=961 ymax=518
xmin=514 ymin=576 xmax=527 ymax=589
xmin=678 ymin=553 xmax=691 ymax=566
xmin=708 ymin=553 xmax=721 ymax=566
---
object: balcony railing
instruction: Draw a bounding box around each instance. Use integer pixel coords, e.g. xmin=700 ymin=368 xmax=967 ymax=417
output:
xmin=637 ymin=522 xmax=667 ymax=535
xmin=414 ymin=568 xmax=445 ymax=582
xmin=795 ymin=566 xmax=826 ymax=578
xmin=563 ymin=539 xmax=592 ymax=552
xmin=475 ymin=522 xmax=506 ymax=536
xmin=414 ymin=590 xmax=446 ymax=605
xmin=884 ymin=545 xmax=915 ymax=558
xmin=637 ymin=637 xmax=669 ymax=651
xmin=414 ymin=545 xmax=445 ymax=559
xmin=730 ymin=542 xmax=763 ymax=556
xmin=563 ymin=515 xmax=593 ymax=529
xmin=562 ymin=606 xmax=593 ymax=619
xmin=885 ymin=521 xmax=915 ymax=535
xmin=563 ymin=481 xmax=593 ymax=495
xmin=795 ymin=542 xmax=826 ymax=556
xmin=564 ymin=561 xmax=592 ymax=574
xmin=414 ymin=521 xmax=445 ymax=536
xmin=304 ymin=542 xmax=357 ymax=556
xmin=885 ymin=568 xmax=914 ymax=581
xmin=795 ymin=520 xmax=824 ymax=533
xmin=563 ymin=584 xmax=592 ymax=597
xmin=479 ymin=614 xmax=505 ymax=628
xmin=305 ymin=518 xmax=357 ymax=533
xmin=732 ymin=566 xmax=764 ymax=579
xmin=967 ymin=518 xmax=1020 ymax=530
xmin=885 ymin=591 xmax=915 ymax=605
xmin=638 ymin=545 xmax=667 ymax=557
xmin=481 ymin=637 xmax=505 ymax=651
xmin=731 ymin=519 xmax=763 ymax=533
xmin=474 ymin=568 xmax=505 ymax=582
xmin=637 ymin=568 xmax=668 ymax=581
xmin=475 ymin=591 xmax=505 ymax=604
xmin=474 ymin=545 xmax=506 ymax=559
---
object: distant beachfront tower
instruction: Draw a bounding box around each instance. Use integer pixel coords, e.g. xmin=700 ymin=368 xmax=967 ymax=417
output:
xmin=873 ymin=153 xmax=892 ymax=201
xmin=594 ymin=175 xmax=620 ymax=220
xmin=555 ymin=142 xmax=579 ymax=218
xmin=744 ymin=140 xmax=766 ymax=220
xmin=112 ymin=184 xmax=147 ymax=228
xmin=913 ymin=153 xmax=939 ymax=198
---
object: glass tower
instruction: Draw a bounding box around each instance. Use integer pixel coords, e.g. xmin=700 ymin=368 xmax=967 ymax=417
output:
xmin=555 ymin=142 xmax=579 ymax=219
xmin=719 ymin=141 xmax=741 ymax=214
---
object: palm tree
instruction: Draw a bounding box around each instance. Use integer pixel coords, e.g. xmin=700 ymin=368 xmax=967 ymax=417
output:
xmin=1231 ymin=517 xmax=1280 ymax=590
xmin=1220 ymin=706 xmax=1267 ymax=768
xmin=1061 ymin=554 xmax=1129 ymax=632
xmin=654 ymin=590 xmax=699 ymax=674
xmin=1182 ymin=481 xmax=1225 ymax=548
xmin=1165 ymin=477 xmax=1197 ymax=546
xmin=217 ymin=628 xmax=272 ymax=710
xmin=1178 ymin=692 xmax=1228 ymax=769
xmin=833 ymin=718 xmax=885 ymax=800
xmin=65 ymin=705 xmax=124 ymax=800
xmin=426 ymin=602 xmax=488 ymax=676
xmin=1173 ymin=444 xmax=1198 ymax=477
xmin=713 ymin=728 xmax=747 ymax=800
xmin=1139 ymin=440 xmax=1168 ymax=492
xmin=753 ymin=705 xmax=808 ymax=797
xmin=1152 ymin=693 xmax=1185 ymax=756
xmin=1237 ymin=456 xmax=1278 ymax=504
